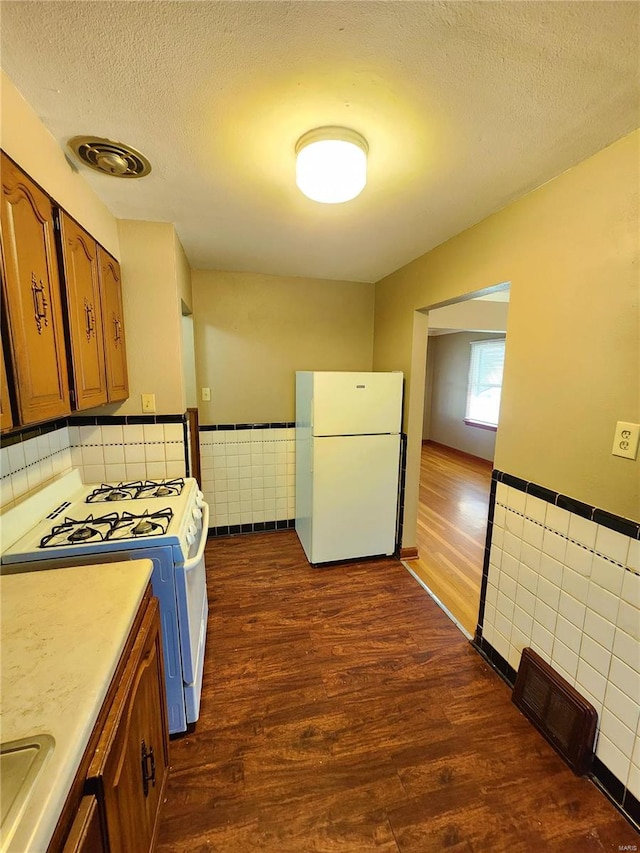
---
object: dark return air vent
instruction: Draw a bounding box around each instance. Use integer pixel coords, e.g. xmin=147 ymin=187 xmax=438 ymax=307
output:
xmin=512 ymin=648 xmax=597 ymax=775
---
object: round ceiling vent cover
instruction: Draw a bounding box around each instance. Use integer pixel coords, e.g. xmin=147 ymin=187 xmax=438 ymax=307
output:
xmin=67 ymin=136 xmax=151 ymax=178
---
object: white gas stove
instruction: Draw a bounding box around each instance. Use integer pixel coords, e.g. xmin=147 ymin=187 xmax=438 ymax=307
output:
xmin=0 ymin=469 xmax=210 ymax=735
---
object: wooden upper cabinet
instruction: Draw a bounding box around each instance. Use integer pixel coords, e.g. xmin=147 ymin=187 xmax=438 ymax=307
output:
xmin=58 ymin=212 xmax=108 ymax=410
xmin=0 ymin=153 xmax=70 ymax=424
xmin=98 ymin=248 xmax=129 ymax=402
xmin=0 ymin=340 xmax=14 ymax=431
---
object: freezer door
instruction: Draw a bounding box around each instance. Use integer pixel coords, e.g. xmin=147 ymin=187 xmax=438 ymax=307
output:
xmin=309 ymin=433 xmax=400 ymax=563
xmin=311 ymin=371 xmax=403 ymax=436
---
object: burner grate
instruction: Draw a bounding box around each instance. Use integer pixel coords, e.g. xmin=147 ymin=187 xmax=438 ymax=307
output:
xmin=86 ymin=478 xmax=185 ymax=502
xmin=40 ymin=513 xmax=119 ymax=548
xmin=110 ymin=508 xmax=173 ymax=540
xmin=39 ymin=508 xmax=174 ymax=548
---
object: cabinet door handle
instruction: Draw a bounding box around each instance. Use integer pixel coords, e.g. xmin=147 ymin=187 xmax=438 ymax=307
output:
xmin=84 ymin=299 xmax=96 ymax=341
xmin=141 ymin=740 xmax=156 ymax=797
xmin=113 ymin=314 xmax=122 ymax=347
xmin=31 ymin=273 xmax=49 ymax=334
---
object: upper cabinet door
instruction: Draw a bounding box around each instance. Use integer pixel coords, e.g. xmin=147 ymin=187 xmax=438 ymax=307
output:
xmin=0 ymin=153 xmax=70 ymax=425
xmin=58 ymin=212 xmax=108 ymax=410
xmin=99 ymin=247 xmax=129 ymax=402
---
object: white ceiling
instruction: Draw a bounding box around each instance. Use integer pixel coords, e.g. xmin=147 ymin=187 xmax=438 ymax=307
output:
xmin=1 ymin=1 xmax=638 ymax=283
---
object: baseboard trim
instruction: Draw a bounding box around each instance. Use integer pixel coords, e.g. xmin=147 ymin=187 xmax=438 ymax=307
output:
xmin=422 ymin=439 xmax=493 ymax=467
xmin=400 ymin=546 xmax=419 ymax=560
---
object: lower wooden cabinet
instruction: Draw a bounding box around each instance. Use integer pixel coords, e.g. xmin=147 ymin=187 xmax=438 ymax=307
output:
xmin=51 ymin=590 xmax=169 ymax=853
xmin=87 ymin=595 xmax=169 ymax=853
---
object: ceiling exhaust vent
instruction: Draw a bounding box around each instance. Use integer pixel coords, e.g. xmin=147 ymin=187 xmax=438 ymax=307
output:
xmin=67 ymin=136 xmax=151 ymax=178
xmin=512 ymin=647 xmax=597 ymax=775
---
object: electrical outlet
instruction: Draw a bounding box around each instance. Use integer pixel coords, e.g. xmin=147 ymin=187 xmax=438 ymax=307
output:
xmin=141 ymin=393 xmax=156 ymax=413
xmin=611 ymin=421 xmax=640 ymax=460
xmin=201 ymin=387 xmax=211 ymax=402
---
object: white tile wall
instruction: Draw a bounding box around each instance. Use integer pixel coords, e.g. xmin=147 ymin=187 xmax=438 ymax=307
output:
xmin=0 ymin=426 xmax=73 ymax=508
xmin=483 ymin=484 xmax=640 ymax=796
xmin=68 ymin=422 xmax=186 ymax=485
xmin=0 ymin=421 xmax=187 ymax=511
xmin=200 ymin=427 xmax=295 ymax=528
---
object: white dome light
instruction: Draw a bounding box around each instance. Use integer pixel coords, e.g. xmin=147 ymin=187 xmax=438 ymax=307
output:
xmin=295 ymin=127 xmax=368 ymax=204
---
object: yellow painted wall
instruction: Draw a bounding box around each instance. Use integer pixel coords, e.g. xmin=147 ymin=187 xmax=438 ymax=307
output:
xmin=374 ymin=130 xmax=640 ymax=543
xmin=0 ymin=71 xmax=119 ymax=256
xmin=192 ymin=269 xmax=375 ymax=424
xmin=175 ymin=231 xmax=193 ymax=312
xmin=113 ymin=221 xmax=186 ymax=414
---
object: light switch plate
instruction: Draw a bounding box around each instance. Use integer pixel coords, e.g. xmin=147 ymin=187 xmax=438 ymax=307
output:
xmin=612 ymin=421 xmax=640 ymax=459
xmin=141 ymin=393 xmax=156 ymax=413
xmin=201 ymin=387 xmax=211 ymax=402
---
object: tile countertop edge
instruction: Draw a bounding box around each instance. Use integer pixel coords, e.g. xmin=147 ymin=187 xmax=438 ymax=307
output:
xmin=0 ymin=559 xmax=154 ymax=853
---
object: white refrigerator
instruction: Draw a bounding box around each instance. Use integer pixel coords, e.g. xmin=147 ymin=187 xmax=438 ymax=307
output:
xmin=295 ymin=371 xmax=403 ymax=565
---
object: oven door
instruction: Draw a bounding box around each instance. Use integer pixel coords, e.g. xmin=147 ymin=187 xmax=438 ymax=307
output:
xmin=175 ymin=501 xmax=209 ymax=723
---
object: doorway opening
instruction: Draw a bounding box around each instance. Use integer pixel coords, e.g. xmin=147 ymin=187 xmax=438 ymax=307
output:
xmin=405 ymin=284 xmax=510 ymax=637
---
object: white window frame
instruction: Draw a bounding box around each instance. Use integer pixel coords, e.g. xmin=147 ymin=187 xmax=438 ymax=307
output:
xmin=464 ymin=338 xmax=505 ymax=431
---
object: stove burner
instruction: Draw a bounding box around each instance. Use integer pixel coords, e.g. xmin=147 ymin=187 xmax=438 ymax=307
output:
xmin=68 ymin=525 xmax=98 ymax=542
xmin=106 ymin=489 xmax=129 ymax=501
xmin=86 ymin=482 xmax=140 ymax=503
xmin=136 ymin=479 xmax=185 ymax=499
xmin=40 ymin=513 xmax=120 ymax=549
xmin=132 ymin=518 xmax=155 ymax=535
xmin=110 ymin=507 xmax=174 ymax=540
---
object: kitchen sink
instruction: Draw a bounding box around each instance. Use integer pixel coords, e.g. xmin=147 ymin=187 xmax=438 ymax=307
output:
xmin=1 ymin=734 xmax=55 ymax=849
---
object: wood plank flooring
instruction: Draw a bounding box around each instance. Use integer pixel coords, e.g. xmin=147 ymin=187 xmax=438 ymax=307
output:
xmin=406 ymin=442 xmax=492 ymax=635
xmin=157 ymin=531 xmax=636 ymax=852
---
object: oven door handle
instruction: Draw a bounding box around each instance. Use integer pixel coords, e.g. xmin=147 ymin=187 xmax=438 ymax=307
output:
xmin=183 ymin=501 xmax=209 ymax=570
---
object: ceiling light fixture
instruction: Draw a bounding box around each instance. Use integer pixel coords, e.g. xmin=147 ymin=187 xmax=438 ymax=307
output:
xmin=295 ymin=127 xmax=368 ymax=204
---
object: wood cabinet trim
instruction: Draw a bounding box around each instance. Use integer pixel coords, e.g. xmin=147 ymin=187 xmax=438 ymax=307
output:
xmin=61 ymin=796 xmax=106 ymax=853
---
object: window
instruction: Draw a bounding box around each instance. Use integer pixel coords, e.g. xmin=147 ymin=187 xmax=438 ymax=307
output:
xmin=465 ymin=338 xmax=505 ymax=429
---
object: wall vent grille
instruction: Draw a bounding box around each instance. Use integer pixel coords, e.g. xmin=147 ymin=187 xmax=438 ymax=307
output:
xmin=512 ymin=648 xmax=597 ymax=775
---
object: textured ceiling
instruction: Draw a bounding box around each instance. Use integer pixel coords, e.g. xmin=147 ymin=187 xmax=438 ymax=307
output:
xmin=1 ymin=1 xmax=638 ymax=282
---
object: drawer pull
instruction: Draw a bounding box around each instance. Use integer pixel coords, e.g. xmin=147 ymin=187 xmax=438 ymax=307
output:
xmin=140 ymin=740 xmax=156 ymax=797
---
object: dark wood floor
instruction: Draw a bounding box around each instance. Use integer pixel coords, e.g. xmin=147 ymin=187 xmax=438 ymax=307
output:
xmin=157 ymin=531 xmax=635 ymax=852
xmin=407 ymin=442 xmax=493 ymax=635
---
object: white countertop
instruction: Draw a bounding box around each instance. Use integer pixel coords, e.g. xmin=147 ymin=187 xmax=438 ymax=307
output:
xmin=0 ymin=560 xmax=153 ymax=853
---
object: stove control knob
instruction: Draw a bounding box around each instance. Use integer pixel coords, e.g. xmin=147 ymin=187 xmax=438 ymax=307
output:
xmin=192 ymin=506 xmax=202 ymax=520
xmin=186 ymin=523 xmax=197 ymax=545
xmin=195 ymin=490 xmax=204 ymax=508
